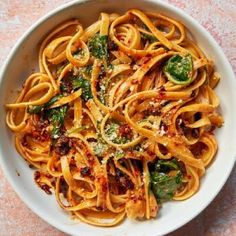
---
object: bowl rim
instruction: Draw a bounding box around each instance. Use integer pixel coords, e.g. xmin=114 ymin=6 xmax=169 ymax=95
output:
xmin=0 ymin=0 xmax=235 ymax=235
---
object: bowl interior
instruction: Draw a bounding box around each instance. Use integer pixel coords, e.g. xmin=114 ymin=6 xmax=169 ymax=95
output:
xmin=0 ymin=0 xmax=235 ymax=236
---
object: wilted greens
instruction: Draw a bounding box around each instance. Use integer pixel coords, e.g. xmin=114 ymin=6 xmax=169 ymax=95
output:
xmin=164 ymin=54 xmax=193 ymax=84
xmin=150 ymin=159 xmax=183 ymax=203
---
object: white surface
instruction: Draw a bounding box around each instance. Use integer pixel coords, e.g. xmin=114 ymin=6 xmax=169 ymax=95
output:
xmin=0 ymin=0 xmax=235 ymax=235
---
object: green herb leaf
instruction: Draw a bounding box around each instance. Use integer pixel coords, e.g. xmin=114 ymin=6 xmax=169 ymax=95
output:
xmin=45 ymin=95 xmax=62 ymax=108
xmin=164 ymin=54 xmax=193 ymax=85
xmin=28 ymin=105 xmax=44 ymax=114
xmin=93 ymin=134 xmax=108 ymax=157
xmin=150 ymin=158 xmax=183 ymax=203
xmin=56 ymin=64 xmax=66 ymax=76
xmin=151 ymin=171 xmax=183 ymax=202
xmin=141 ymin=32 xmax=157 ymax=43
xmin=114 ymin=150 xmax=125 ymax=160
xmin=105 ymin=122 xmax=119 ymax=141
xmin=84 ymin=65 xmax=92 ymax=77
xmin=47 ymin=105 xmax=68 ymax=139
xmin=88 ymin=34 xmax=108 ymax=60
xmin=72 ymin=76 xmax=92 ymax=101
xmin=154 ymin=159 xmax=179 ymax=172
xmin=27 ymin=95 xmax=61 ymax=114
xmin=105 ymin=122 xmax=130 ymax=144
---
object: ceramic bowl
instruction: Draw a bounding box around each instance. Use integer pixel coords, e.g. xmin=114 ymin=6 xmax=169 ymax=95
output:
xmin=0 ymin=0 xmax=235 ymax=235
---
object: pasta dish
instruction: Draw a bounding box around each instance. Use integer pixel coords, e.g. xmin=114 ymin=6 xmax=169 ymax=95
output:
xmin=5 ymin=9 xmax=223 ymax=226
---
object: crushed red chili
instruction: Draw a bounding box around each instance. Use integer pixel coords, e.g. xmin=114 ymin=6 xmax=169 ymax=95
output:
xmin=118 ymin=124 xmax=133 ymax=139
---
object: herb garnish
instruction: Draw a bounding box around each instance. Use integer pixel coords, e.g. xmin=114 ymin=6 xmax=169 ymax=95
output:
xmin=47 ymin=105 xmax=68 ymax=139
xmin=27 ymin=95 xmax=68 ymax=139
xmin=150 ymin=159 xmax=183 ymax=203
xmin=140 ymin=32 xmax=157 ymax=43
xmin=88 ymin=34 xmax=108 ymax=61
xmin=105 ymin=122 xmax=130 ymax=144
xmin=27 ymin=95 xmax=61 ymax=114
xmin=164 ymin=54 xmax=193 ymax=85
xmin=72 ymin=76 xmax=92 ymax=101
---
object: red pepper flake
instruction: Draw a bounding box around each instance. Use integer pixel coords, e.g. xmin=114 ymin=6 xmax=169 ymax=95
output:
xmin=115 ymin=168 xmax=134 ymax=192
xmin=129 ymin=15 xmax=139 ymax=24
xmin=21 ymin=135 xmax=28 ymax=147
xmin=131 ymin=79 xmax=138 ymax=84
xmin=45 ymin=173 xmax=52 ymax=179
xmin=158 ymin=86 xmax=166 ymax=99
xmin=40 ymin=184 xmax=52 ymax=195
xmin=190 ymin=142 xmax=206 ymax=157
xmin=54 ymin=136 xmax=70 ymax=155
xmin=70 ymin=156 xmax=77 ymax=167
xmin=159 ymin=85 xmax=166 ymax=92
xmin=187 ymin=175 xmax=192 ymax=180
xmin=127 ymin=151 xmax=135 ymax=159
xmin=118 ymin=124 xmax=133 ymax=139
xmin=86 ymin=152 xmax=95 ymax=166
xmin=37 ymin=116 xmax=49 ymax=129
xmin=80 ymin=166 xmax=91 ymax=177
xmin=134 ymin=55 xmax=142 ymax=60
xmin=137 ymin=55 xmax=152 ymax=65
xmin=161 ymin=123 xmax=168 ymax=132
xmin=108 ymin=39 xmax=118 ymax=51
xmin=117 ymin=34 xmax=123 ymax=41
xmin=34 ymin=171 xmax=41 ymax=182
xmin=34 ymin=171 xmax=52 ymax=195
xmin=30 ymin=127 xmax=50 ymax=142
xmin=96 ymin=206 xmax=103 ymax=211
xmin=191 ymin=90 xmax=196 ymax=98
xmin=97 ymin=175 xmax=108 ymax=192
xmin=147 ymin=151 xmax=156 ymax=159
xmin=28 ymin=164 xmax=34 ymax=169
xmin=209 ymin=125 xmax=216 ymax=133
xmin=134 ymin=169 xmax=140 ymax=177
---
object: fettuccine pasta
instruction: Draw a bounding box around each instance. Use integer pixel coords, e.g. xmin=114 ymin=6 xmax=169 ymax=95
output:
xmin=5 ymin=9 xmax=223 ymax=226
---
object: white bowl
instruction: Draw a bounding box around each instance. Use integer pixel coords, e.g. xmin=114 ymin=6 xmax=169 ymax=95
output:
xmin=0 ymin=0 xmax=235 ymax=235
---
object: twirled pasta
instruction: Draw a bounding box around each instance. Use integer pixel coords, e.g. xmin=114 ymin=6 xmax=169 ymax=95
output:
xmin=5 ymin=9 xmax=223 ymax=227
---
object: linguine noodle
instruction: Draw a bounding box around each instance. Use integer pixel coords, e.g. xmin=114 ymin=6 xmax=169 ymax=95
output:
xmin=5 ymin=9 xmax=223 ymax=226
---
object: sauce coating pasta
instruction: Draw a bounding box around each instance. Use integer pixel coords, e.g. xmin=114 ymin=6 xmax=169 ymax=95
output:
xmin=5 ymin=9 xmax=223 ymax=226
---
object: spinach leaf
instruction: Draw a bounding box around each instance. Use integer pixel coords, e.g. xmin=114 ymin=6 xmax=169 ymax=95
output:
xmin=154 ymin=159 xmax=179 ymax=172
xmin=83 ymin=65 xmax=93 ymax=77
xmin=27 ymin=94 xmax=67 ymax=139
xmin=151 ymin=171 xmax=182 ymax=202
xmin=114 ymin=149 xmax=125 ymax=160
xmin=141 ymin=32 xmax=157 ymax=43
xmin=105 ymin=122 xmax=130 ymax=144
xmin=28 ymin=95 xmax=61 ymax=114
xmin=47 ymin=105 xmax=68 ymax=139
xmin=60 ymin=65 xmax=93 ymax=95
xmin=72 ymin=76 xmax=92 ymax=101
xmin=164 ymin=54 xmax=193 ymax=84
xmin=88 ymin=34 xmax=108 ymax=60
xmin=105 ymin=122 xmax=119 ymax=141
xmin=150 ymin=159 xmax=183 ymax=203
xmin=28 ymin=105 xmax=44 ymax=114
